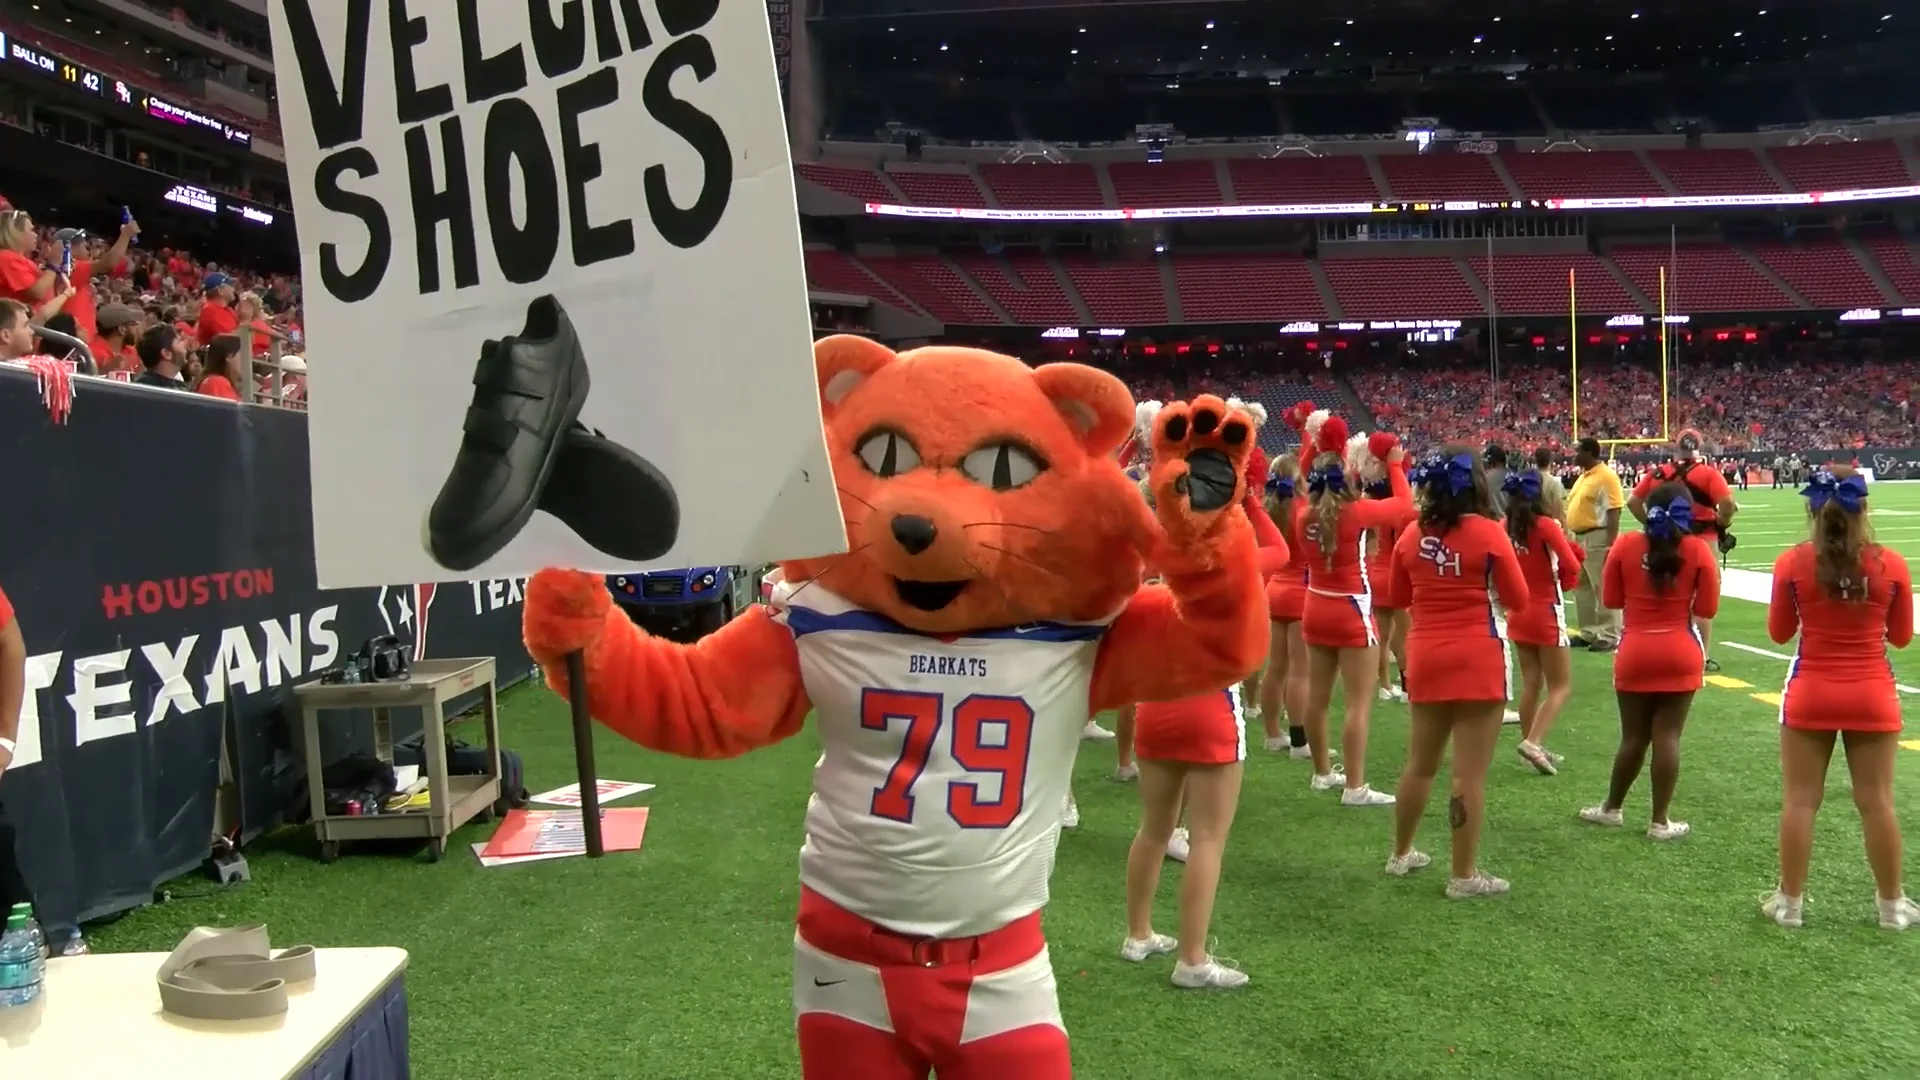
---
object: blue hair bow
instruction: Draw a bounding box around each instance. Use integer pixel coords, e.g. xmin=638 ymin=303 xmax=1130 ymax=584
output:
xmin=1308 ymin=465 xmax=1347 ymax=495
xmin=1503 ymin=470 xmax=1542 ymax=502
xmin=1267 ymin=475 xmax=1295 ymax=498
xmin=1647 ymin=496 xmax=1694 ymax=539
xmin=1411 ymin=453 xmax=1474 ymax=496
xmin=1802 ymin=470 xmax=1867 ymax=514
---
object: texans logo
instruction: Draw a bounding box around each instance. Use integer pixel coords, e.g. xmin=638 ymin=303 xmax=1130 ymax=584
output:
xmin=1873 ymin=454 xmax=1896 ymax=474
xmin=375 ymin=583 xmax=437 ymax=659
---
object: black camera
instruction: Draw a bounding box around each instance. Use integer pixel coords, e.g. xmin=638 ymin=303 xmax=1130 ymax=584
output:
xmin=320 ymin=635 xmax=413 ymax=684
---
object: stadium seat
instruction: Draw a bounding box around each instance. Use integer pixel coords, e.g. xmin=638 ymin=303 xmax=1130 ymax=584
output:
xmin=954 ymin=255 xmax=1080 ymax=325
xmin=796 ymin=162 xmax=894 ymax=203
xmin=1172 ymin=255 xmax=1326 ymax=323
xmin=1608 ymin=245 xmax=1795 ymax=311
xmin=1645 ymin=148 xmax=1781 ymax=195
xmin=1322 ymin=257 xmax=1485 ymax=319
xmin=977 ymin=164 xmax=1108 ymax=209
xmin=1107 ymin=162 xmax=1224 ymax=208
xmin=1061 ymin=259 xmax=1169 ymax=325
xmin=1226 ymin=156 xmax=1382 ymax=204
xmin=1863 ymin=236 xmax=1920 ymax=304
xmin=1466 ymin=253 xmax=1638 ymax=317
xmin=859 ymin=256 xmax=1004 ymax=325
xmin=1746 ymin=242 xmax=1886 ymax=310
xmin=803 ymin=249 xmax=923 ymax=314
xmin=885 ymin=168 xmax=991 ymax=208
xmin=1767 ymin=141 xmax=1914 ymax=192
xmin=1377 ymin=153 xmax=1511 ymax=203
xmin=1501 ymin=151 xmax=1661 ymax=200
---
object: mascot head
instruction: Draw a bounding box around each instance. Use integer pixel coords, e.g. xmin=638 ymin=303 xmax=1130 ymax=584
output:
xmin=782 ymin=336 xmax=1153 ymax=634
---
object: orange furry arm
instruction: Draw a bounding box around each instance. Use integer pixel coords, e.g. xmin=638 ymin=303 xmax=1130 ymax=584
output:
xmin=523 ymin=570 xmax=809 ymax=760
xmin=1092 ymin=522 xmax=1263 ymax=711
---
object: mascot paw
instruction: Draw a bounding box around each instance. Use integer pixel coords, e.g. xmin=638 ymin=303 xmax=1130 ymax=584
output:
xmin=523 ymin=568 xmax=615 ymax=663
xmin=1150 ymin=395 xmax=1256 ymax=540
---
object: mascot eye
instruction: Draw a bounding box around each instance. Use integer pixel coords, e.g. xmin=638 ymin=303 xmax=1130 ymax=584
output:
xmin=961 ymin=443 xmax=1046 ymax=491
xmin=855 ymin=431 xmax=921 ymax=477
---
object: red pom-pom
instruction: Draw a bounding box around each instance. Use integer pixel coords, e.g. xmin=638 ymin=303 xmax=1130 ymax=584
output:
xmin=1316 ymin=416 xmax=1350 ymax=455
xmin=1244 ymin=444 xmax=1269 ymax=484
xmin=1285 ymin=400 xmax=1316 ymax=430
xmin=1367 ymin=431 xmax=1399 ymax=460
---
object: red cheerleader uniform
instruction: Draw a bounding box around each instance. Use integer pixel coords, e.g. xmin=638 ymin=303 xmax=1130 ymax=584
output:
xmin=1507 ymin=517 xmax=1583 ymax=647
xmin=1302 ymin=464 xmax=1414 ymax=648
xmin=1602 ymin=531 xmax=1721 ymax=693
xmin=1767 ymin=542 xmax=1914 ymax=732
xmin=1368 ymin=517 xmax=1405 ymax=612
xmin=1386 ymin=516 xmax=1530 ymax=703
xmin=1133 ymin=687 xmax=1248 ymax=765
xmin=1267 ymin=501 xmax=1310 ymax=622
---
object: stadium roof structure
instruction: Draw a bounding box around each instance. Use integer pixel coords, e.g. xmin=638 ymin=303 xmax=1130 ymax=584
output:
xmin=815 ymin=0 xmax=1908 ymax=76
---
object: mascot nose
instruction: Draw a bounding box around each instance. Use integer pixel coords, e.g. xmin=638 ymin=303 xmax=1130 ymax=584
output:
xmin=890 ymin=514 xmax=938 ymax=555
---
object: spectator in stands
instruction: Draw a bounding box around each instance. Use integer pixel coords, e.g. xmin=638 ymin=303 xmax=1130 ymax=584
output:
xmin=0 ymin=209 xmax=56 ymax=308
xmin=0 ymin=298 xmax=32 ymax=360
xmin=195 ymin=335 xmax=245 ymax=402
xmin=195 ymin=272 xmax=239 ymax=346
xmin=233 ymin=290 xmax=288 ymax=356
xmin=90 ymin=304 xmax=143 ymax=374
xmin=134 ymin=322 xmax=190 ymax=391
xmin=55 ymin=214 xmax=139 ymax=342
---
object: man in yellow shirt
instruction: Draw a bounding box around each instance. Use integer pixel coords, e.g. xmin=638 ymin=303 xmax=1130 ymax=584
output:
xmin=1566 ymin=438 xmax=1624 ymax=652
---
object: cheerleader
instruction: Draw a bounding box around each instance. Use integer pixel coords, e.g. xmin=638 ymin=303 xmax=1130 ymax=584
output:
xmin=1761 ymin=469 xmax=1920 ymax=930
xmin=1260 ymin=454 xmax=1312 ymax=756
xmin=1580 ymin=484 xmax=1721 ymax=840
xmin=1121 ymin=486 xmax=1287 ymax=987
xmin=1504 ymin=471 xmax=1583 ymax=775
xmin=1299 ymin=416 xmax=1412 ymax=805
xmin=1355 ymin=435 xmax=1412 ymax=704
xmin=1383 ymin=449 xmax=1530 ymax=898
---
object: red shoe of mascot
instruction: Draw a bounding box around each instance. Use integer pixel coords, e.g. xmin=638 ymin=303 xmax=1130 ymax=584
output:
xmin=522 ymin=335 xmax=1266 ymax=1079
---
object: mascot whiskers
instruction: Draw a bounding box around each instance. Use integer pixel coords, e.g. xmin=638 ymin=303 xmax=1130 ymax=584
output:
xmin=522 ymin=335 xmax=1266 ymax=1079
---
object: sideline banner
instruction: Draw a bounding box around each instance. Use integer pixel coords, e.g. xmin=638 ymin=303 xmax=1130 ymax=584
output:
xmin=268 ymin=0 xmax=845 ymax=589
xmin=0 ymin=372 xmax=533 ymax=929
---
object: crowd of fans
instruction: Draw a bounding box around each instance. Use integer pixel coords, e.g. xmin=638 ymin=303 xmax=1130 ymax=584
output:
xmin=0 ymin=195 xmax=305 ymax=406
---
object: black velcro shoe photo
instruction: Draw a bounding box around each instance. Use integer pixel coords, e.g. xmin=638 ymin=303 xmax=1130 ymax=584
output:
xmin=538 ymin=425 xmax=681 ymax=563
xmin=425 ymin=294 xmax=590 ymax=572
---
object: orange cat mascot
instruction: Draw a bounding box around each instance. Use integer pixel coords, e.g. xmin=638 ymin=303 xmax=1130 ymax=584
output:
xmin=521 ymin=335 xmax=1266 ymax=1079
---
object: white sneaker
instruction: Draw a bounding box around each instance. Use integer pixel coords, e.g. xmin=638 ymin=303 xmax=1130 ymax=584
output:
xmin=1376 ymin=686 xmax=1397 ymax=702
xmin=1061 ymin=795 xmax=1080 ymax=829
xmin=1446 ymin=872 xmax=1511 ymax=899
xmin=1264 ymin=736 xmax=1290 ymax=753
xmin=1289 ymin=743 xmax=1319 ymax=760
xmin=1311 ymin=771 xmax=1348 ymax=791
xmin=1243 ymin=701 xmax=1263 ymax=722
xmin=1579 ymin=805 xmax=1624 ymax=827
xmin=1385 ymin=850 xmax=1431 ymax=877
xmin=1166 ymin=826 xmax=1191 ymax=863
xmin=1502 ymin=709 xmax=1522 ymax=725
xmin=1647 ymin=820 xmax=1691 ymax=842
xmin=1082 ymin=720 xmax=1116 ymax=741
xmin=1119 ymin=933 xmax=1177 ymax=962
xmin=1171 ymin=955 xmax=1249 ymax=989
xmin=1341 ymin=785 xmax=1396 ymax=807
xmin=1878 ymin=895 xmax=1920 ymax=931
xmin=1114 ymin=764 xmax=1139 ymax=782
xmin=1760 ymin=890 xmax=1804 ymax=929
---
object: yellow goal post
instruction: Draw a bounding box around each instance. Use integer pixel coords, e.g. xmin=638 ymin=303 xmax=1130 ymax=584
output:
xmin=1567 ymin=266 xmax=1671 ymax=452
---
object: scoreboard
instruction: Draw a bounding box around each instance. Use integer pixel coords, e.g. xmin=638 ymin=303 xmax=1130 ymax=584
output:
xmin=0 ymin=29 xmax=253 ymax=148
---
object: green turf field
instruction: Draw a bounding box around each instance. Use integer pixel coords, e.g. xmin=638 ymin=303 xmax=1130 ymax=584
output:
xmin=87 ymin=485 xmax=1920 ymax=1079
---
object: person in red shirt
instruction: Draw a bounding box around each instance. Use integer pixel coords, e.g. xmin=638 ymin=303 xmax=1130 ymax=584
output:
xmin=1628 ymin=429 xmax=1737 ymax=671
xmin=1503 ymin=470 xmax=1584 ymax=775
xmin=1299 ymin=418 xmax=1412 ymax=806
xmin=1259 ymin=455 xmax=1312 ymax=757
xmin=1363 ymin=468 xmax=1412 ymax=706
xmin=1583 ymin=483 xmax=1721 ymax=841
xmin=1121 ymin=491 xmax=1284 ymax=989
xmin=61 ymin=217 xmax=138 ymax=342
xmin=0 ymin=210 xmax=56 ymax=308
xmin=1762 ymin=469 xmax=1920 ymax=931
xmin=195 ymin=273 xmax=240 ymax=346
xmin=1383 ymin=449 xmax=1530 ymax=899
xmin=194 ymin=335 xmax=246 ymax=401
xmin=88 ymin=303 xmax=143 ymax=375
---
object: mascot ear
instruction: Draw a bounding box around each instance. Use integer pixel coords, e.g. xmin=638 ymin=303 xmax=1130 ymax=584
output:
xmin=814 ymin=334 xmax=898 ymax=415
xmin=1031 ymin=363 xmax=1135 ymax=458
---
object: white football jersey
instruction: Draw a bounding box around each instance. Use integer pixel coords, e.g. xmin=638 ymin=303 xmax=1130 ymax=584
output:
xmin=768 ymin=575 xmax=1116 ymax=938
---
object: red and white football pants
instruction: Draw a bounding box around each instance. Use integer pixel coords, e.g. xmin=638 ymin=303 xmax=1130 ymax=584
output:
xmin=793 ymin=887 xmax=1072 ymax=1079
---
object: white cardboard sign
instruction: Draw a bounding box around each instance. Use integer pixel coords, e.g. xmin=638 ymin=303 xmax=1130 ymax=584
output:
xmin=268 ymin=0 xmax=845 ymax=588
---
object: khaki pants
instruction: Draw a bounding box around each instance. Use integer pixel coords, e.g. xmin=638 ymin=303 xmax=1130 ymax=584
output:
xmin=1573 ymin=529 xmax=1621 ymax=645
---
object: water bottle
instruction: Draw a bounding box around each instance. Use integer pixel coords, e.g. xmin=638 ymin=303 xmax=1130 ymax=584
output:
xmin=10 ymin=904 xmax=46 ymax=963
xmin=0 ymin=908 xmax=41 ymax=1007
